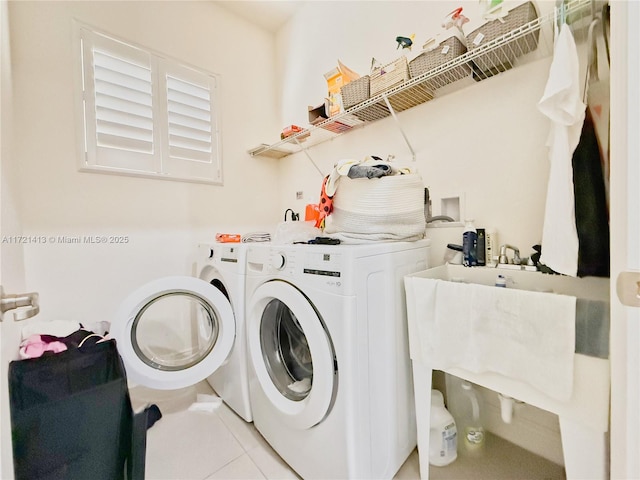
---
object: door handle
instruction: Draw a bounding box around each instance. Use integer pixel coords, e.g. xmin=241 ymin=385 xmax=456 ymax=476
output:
xmin=0 ymin=285 xmax=40 ymax=321
xmin=616 ymin=271 xmax=640 ymax=308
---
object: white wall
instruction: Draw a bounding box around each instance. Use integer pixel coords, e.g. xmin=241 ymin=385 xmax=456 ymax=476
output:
xmin=8 ymin=1 xmax=281 ymax=324
xmin=273 ymin=0 xmax=570 ymax=267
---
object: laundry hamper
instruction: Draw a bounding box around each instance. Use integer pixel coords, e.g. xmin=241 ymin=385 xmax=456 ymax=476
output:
xmin=466 ymin=1 xmax=540 ymax=78
xmin=323 ymin=173 xmax=426 ymax=243
xmin=8 ymin=340 xmax=155 ymax=480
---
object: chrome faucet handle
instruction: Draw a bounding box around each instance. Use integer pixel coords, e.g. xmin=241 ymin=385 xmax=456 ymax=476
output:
xmin=512 ymin=249 xmax=521 ymax=265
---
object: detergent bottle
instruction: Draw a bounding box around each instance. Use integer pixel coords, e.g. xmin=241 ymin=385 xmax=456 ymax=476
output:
xmin=429 ymin=389 xmax=458 ymax=466
xmin=460 ymin=381 xmax=485 ymax=454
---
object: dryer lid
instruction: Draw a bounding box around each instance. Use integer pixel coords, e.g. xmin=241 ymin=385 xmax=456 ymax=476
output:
xmin=111 ymin=276 xmax=235 ymax=390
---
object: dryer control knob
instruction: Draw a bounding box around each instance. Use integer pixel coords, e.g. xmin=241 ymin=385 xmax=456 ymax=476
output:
xmin=271 ymin=253 xmax=286 ymax=270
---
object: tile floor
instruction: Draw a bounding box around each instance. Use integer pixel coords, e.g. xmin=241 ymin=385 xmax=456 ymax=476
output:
xmin=130 ymin=382 xmax=566 ymax=480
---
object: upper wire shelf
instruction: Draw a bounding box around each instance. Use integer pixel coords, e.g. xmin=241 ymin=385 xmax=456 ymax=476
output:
xmin=249 ymin=0 xmax=592 ymax=159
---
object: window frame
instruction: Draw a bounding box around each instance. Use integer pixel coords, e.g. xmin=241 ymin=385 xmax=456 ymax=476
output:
xmin=74 ymin=21 xmax=223 ymax=185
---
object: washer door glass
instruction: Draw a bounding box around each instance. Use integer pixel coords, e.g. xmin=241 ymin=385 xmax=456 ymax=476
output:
xmin=248 ymin=280 xmax=336 ymax=430
xmin=131 ymin=291 xmax=219 ymax=371
xmin=260 ymin=298 xmax=313 ymax=401
xmin=112 ymin=276 xmax=235 ymax=390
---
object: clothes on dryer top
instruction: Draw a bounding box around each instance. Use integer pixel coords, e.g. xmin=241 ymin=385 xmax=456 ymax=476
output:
xmin=325 ymin=156 xmax=414 ymax=196
xmin=241 ymin=232 xmax=272 ymax=243
xmin=347 ymin=163 xmax=392 ymax=179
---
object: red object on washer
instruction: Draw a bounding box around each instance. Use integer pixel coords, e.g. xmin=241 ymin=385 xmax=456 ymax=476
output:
xmin=215 ymin=233 xmax=242 ymax=243
xmin=315 ymin=176 xmax=333 ymax=228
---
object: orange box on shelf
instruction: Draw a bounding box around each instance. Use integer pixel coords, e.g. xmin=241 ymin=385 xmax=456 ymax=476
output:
xmin=280 ymin=125 xmax=310 ymax=141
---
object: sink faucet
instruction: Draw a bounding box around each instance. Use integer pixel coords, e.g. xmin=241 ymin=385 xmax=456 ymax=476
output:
xmin=498 ymin=244 xmax=521 ymax=265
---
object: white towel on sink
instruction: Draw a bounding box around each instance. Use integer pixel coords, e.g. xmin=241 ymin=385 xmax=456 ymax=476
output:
xmin=408 ymin=278 xmax=576 ymax=402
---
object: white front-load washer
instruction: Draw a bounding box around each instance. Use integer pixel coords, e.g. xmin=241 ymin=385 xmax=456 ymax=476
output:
xmin=197 ymin=242 xmax=252 ymax=421
xmin=109 ymin=243 xmax=252 ymax=422
xmin=245 ymin=239 xmax=430 ymax=479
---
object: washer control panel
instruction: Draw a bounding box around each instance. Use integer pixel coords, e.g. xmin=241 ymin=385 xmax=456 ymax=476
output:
xmin=246 ymin=246 xmax=348 ymax=294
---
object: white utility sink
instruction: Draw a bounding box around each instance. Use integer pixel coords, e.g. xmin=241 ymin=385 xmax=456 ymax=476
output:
xmin=404 ymin=264 xmax=610 ymax=480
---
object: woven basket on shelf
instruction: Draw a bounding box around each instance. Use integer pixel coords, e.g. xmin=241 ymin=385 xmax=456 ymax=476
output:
xmin=341 ymin=75 xmax=370 ymax=109
xmin=408 ymin=36 xmax=471 ymax=89
xmin=370 ymin=56 xmax=410 ymax=97
xmin=353 ymin=56 xmax=434 ymax=119
xmin=466 ymin=1 xmax=540 ymax=76
xmin=340 ymin=75 xmax=391 ymax=122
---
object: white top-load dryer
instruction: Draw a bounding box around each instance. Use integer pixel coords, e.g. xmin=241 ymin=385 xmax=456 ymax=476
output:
xmin=110 ymin=242 xmax=252 ymax=422
xmin=244 ymin=239 xmax=430 ymax=479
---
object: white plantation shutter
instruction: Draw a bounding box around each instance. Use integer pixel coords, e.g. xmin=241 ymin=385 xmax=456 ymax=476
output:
xmin=77 ymin=24 xmax=221 ymax=184
xmin=159 ymin=63 xmax=220 ymax=180
xmin=167 ymin=75 xmax=212 ymax=159
xmin=93 ymin=50 xmax=154 ymax=154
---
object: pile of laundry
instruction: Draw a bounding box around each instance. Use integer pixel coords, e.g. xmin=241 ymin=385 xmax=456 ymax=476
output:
xmin=18 ymin=320 xmax=110 ymax=359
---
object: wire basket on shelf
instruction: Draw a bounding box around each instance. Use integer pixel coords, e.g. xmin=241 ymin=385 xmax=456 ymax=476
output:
xmin=466 ymin=1 xmax=540 ymax=79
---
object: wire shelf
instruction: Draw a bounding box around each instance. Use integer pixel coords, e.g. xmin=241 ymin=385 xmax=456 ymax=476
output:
xmin=249 ymin=0 xmax=592 ymax=159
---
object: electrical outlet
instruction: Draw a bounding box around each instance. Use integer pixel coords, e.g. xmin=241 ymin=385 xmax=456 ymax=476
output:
xmin=296 ymin=191 xmax=304 ymax=200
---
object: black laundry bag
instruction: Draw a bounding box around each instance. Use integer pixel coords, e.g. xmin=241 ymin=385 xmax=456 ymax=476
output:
xmin=8 ymin=339 xmax=152 ymax=480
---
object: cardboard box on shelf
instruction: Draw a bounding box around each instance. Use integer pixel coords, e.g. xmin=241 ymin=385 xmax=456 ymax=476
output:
xmin=324 ymin=60 xmax=360 ymax=117
xmin=308 ymin=101 xmax=331 ymax=125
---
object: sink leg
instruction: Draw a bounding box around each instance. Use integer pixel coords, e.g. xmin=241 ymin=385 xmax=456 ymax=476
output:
xmin=412 ymin=360 xmax=433 ymax=480
xmin=559 ymin=416 xmax=609 ymax=480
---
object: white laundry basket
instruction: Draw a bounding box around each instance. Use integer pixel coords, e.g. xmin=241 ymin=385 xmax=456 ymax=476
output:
xmin=324 ymin=173 xmax=426 ymax=243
